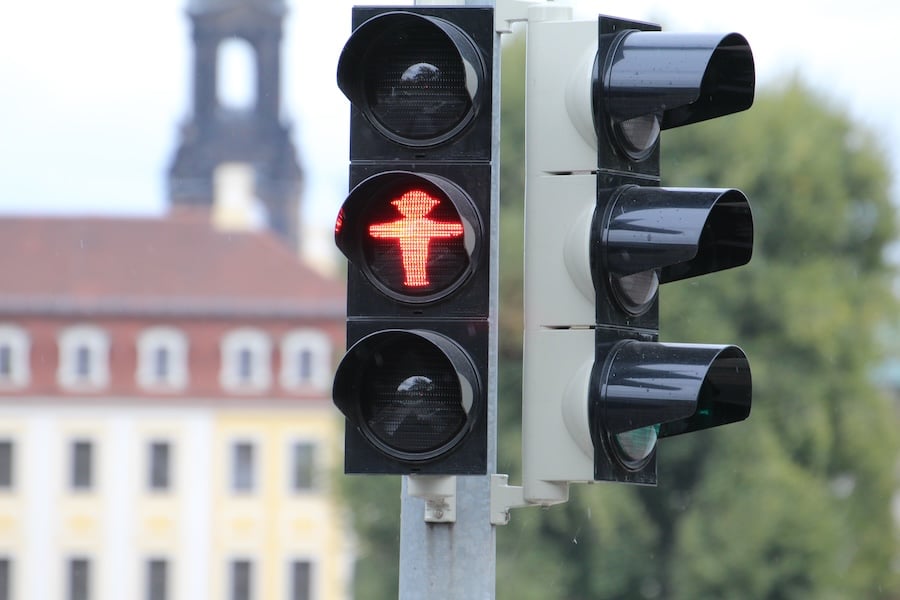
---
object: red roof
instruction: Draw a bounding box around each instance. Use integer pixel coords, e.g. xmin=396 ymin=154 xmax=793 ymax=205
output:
xmin=0 ymin=213 xmax=345 ymax=317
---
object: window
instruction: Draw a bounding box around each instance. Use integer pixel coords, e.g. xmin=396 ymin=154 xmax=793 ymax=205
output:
xmin=298 ymin=349 xmax=312 ymax=381
xmin=146 ymin=558 xmax=168 ymax=600
xmin=290 ymin=442 xmax=316 ymax=492
xmin=218 ymin=38 xmax=256 ymax=110
xmin=231 ymin=441 xmax=255 ymax=493
xmin=0 ymin=441 xmax=13 ymax=490
xmin=0 ymin=556 xmax=10 ymax=600
xmin=220 ymin=329 xmax=271 ymax=392
xmin=148 ymin=441 xmax=171 ymax=492
xmin=0 ymin=324 xmax=29 ymax=388
xmin=69 ymin=557 xmax=90 ymax=600
xmin=238 ymin=348 xmax=253 ymax=382
xmin=290 ymin=560 xmax=312 ymax=600
xmin=137 ymin=327 xmax=188 ymax=390
xmin=280 ymin=330 xmax=332 ymax=392
xmin=212 ymin=163 xmax=267 ymax=230
xmin=75 ymin=346 xmax=91 ymax=379
xmin=230 ymin=559 xmax=252 ymax=600
xmin=58 ymin=325 xmax=109 ymax=389
xmin=154 ymin=348 xmax=169 ymax=379
xmin=71 ymin=440 xmax=93 ymax=491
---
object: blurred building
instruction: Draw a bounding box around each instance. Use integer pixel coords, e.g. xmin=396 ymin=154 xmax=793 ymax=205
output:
xmin=0 ymin=215 xmax=350 ymax=599
xmin=0 ymin=0 xmax=352 ymax=599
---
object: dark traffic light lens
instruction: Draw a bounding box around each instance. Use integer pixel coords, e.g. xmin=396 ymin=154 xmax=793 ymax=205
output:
xmin=361 ymin=336 xmax=467 ymax=454
xmin=337 ymin=12 xmax=484 ymax=146
xmin=365 ymin=24 xmax=474 ymax=142
xmin=614 ymin=114 xmax=661 ymax=160
xmin=333 ymin=330 xmax=477 ymax=461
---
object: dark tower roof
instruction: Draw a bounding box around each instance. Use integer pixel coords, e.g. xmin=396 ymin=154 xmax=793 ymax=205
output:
xmin=187 ymin=0 xmax=286 ymax=15
xmin=169 ymin=0 xmax=302 ymax=250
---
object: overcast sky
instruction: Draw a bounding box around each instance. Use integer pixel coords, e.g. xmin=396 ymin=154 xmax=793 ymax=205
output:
xmin=2 ymin=0 xmax=899 ymax=260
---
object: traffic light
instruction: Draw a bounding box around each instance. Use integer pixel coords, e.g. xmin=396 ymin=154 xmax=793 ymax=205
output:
xmin=522 ymin=11 xmax=754 ymax=505
xmin=332 ymin=7 xmax=495 ymax=475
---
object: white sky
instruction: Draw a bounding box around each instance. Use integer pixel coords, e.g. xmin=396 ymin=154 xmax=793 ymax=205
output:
xmin=2 ymin=0 xmax=899 ymax=258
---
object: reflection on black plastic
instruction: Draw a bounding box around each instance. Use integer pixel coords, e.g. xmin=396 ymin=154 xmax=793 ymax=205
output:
xmin=603 ymin=31 xmax=755 ymax=129
xmin=600 ymin=341 xmax=751 ymax=437
xmin=603 ymin=186 xmax=753 ymax=282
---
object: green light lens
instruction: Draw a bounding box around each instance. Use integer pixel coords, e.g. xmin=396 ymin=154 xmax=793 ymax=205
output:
xmin=614 ymin=425 xmax=658 ymax=464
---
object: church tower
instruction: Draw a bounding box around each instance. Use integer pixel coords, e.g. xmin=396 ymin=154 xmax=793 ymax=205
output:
xmin=168 ymin=0 xmax=302 ymax=248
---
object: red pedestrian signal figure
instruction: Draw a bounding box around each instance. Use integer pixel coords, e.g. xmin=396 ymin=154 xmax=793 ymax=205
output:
xmin=368 ymin=189 xmax=464 ymax=288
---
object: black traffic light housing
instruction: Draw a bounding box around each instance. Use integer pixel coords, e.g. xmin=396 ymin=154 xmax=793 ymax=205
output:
xmin=590 ymin=16 xmax=754 ymax=484
xmin=333 ymin=6 xmax=495 ymax=475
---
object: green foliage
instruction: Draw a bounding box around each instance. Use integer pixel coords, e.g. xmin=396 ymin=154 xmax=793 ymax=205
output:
xmin=651 ymin=77 xmax=900 ymax=598
xmin=341 ymin=34 xmax=900 ymax=599
xmin=498 ymin=34 xmax=527 ymax=363
xmin=341 ymin=474 xmax=402 ymax=599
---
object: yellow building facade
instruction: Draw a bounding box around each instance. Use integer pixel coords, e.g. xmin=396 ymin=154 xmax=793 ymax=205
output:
xmin=0 ymin=217 xmax=352 ymax=600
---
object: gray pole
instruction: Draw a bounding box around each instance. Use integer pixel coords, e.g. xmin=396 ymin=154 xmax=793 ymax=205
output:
xmin=398 ymin=1 xmax=501 ymax=598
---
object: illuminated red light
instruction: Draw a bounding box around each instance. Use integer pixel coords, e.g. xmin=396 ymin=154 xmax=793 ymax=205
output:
xmin=335 ymin=208 xmax=345 ymax=235
xmin=368 ymin=189 xmax=464 ymax=288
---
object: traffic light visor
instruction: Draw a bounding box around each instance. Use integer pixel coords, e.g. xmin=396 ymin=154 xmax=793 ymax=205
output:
xmin=598 ymin=341 xmax=751 ymax=438
xmin=337 ymin=12 xmax=485 ymax=146
xmin=333 ymin=330 xmax=479 ymax=462
xmin=591 ymin=341 xmax=750 ymax=481
xmin=335 ymin=171 xmax=482 ymax=303
xmin=602 ymin=186 xmax=753 ymax=284
xmin=599 ymin=30 xmax=755 ymax=141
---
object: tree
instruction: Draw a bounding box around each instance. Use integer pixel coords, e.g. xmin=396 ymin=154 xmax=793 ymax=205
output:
xmin=649 ymin=77 xmax=900 ymax=599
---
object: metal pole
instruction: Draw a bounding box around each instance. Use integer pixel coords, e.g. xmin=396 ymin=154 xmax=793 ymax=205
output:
xmin=399 ymin=1 xmax=500 ymax=598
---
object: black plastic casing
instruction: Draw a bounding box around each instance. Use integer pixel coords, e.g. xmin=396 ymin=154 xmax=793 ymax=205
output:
xmin=588 ymin=16 xmax=755 ymax=485
xmin=334 ymin=6 xmax=494 ymax=475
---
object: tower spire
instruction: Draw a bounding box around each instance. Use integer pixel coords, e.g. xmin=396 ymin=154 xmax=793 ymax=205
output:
xmin=168 ymin=0 xmax=301 ymax=249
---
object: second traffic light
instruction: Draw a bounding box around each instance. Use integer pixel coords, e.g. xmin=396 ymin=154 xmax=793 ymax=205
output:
xmin=522 ymin=11 xmax=754 ymax=504
xmin=332 ymin=7 xmax=495 ymax=475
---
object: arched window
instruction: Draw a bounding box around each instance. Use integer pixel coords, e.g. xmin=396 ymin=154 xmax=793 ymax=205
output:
xmin=137 ymin=327 xmax=189 ymax=390
xmin=0 ymin=324 xmax=29 ymax=389
xmin=58 ymin=325 xmax=109 ymax=390
xmin=220 ymin=328 xmax=272 ymax=392
xmin=280 ymin=330 xmax=332 ymax=392
xmin=218 ymin=37 xmax=256 ymax=110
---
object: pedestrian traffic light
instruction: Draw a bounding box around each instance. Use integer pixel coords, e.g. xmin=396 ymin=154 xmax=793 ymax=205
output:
xmin=521 ymin=11 xmax=754 ymax=505
xmin=332 ymin=7 xmax=495 ymax=475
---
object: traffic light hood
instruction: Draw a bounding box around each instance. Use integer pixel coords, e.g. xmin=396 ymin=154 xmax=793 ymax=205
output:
xmin=600 ymin=30 xmax=755 ymax=131
xmin=600 ymin=186 xmax=754 ymax=284
xmin=595 ymin=341 xmax=751 ymax=438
